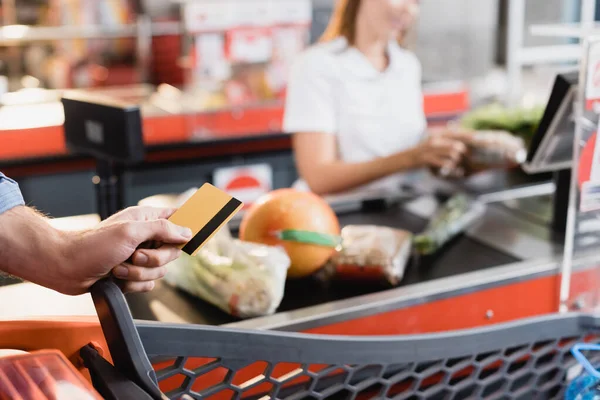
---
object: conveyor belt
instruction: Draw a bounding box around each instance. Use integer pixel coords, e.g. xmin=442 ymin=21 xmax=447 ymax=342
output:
xmin=126 ymin=203 xmax=519 ymax=326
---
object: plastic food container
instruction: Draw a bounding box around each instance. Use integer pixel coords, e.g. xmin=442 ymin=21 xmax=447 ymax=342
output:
xmin=0 ymin=350 xmax=102 ymax=400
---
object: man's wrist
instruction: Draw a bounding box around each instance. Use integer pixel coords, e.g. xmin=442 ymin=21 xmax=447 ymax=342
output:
xmin=49 ymin=228 xmax=86 ymax=294
xmin=51 ymin=228 xmax=70 ymax=268
xmin=0 ymin=206 xmax=78 ymax=294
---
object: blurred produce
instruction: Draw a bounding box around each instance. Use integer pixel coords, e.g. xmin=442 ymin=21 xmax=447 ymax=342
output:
xmin=460 ymin=103 xmax=544 ymax=147
xmin=320 ymin=225 xmax=412 ymax=286
xmin=164 ymin=225 xmax=290 ymax=319
xmin=200 ymin=91 xmax=229 ymax=110
xmin=148 ymin=189 xmax=290 ymax=319
xmin=435 ymin=123 xmax=530 ymax=179
xmin=437 ymin=129 xmax=528 ymax=179
xmin=465 ymin=130 xmax=527 ymax=167
xmin=224 ymin=64 xmax=276 ymax=106
xmin=414 ymin=194 xmax=486 ymax=256
xmin=239 ymin=189 xmax=340 ymax=278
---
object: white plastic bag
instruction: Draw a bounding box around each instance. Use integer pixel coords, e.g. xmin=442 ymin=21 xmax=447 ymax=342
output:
xmin=467 ymin=130 xmax=527 ymax=166
xmin=164 ymin=224 xmax=290 ymax=319
xmin=140 ymin=187 xmax=290 ymax=318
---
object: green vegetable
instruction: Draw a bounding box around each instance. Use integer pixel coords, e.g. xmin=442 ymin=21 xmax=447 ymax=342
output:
xmin=460 ymin=103 xmax=544 ymax=147
xmin=414 ymin=194 xmax=486 ymax=256
xmin=278 ymin=229 xmax=342 ymax=248
xmin=163 ymin=226 xmax=290 ymax=318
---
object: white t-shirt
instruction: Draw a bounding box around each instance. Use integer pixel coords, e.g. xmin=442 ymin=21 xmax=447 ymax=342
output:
xmin=283 ymin=37 xmax=427 ymax=193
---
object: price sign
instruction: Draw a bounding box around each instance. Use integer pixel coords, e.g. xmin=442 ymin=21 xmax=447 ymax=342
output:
xmin=183 ymin=1 xmax=234 ymax=33
xmin=213 ymin=163 xmax=273 ymax=208
xmin=226 ymin=27 xmax=273 ymax=63
xmin=585 ymin=41 xmax=600 ymax=110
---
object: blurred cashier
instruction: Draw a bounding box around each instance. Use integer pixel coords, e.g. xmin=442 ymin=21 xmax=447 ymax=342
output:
xmin=283 ymin=0 xmax=468 ymax=195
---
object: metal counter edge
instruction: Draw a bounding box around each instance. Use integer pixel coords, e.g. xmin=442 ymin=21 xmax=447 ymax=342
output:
xmin=214 ymin=252 xmax=600 ymax=332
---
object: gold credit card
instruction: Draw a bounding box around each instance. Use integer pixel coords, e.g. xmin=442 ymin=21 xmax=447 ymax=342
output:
xmin=168 ymin=183 xmax=243 ymax=256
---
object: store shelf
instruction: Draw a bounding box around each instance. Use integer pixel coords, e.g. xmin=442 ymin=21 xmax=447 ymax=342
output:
xmin=0 ymin=21 xmax=182 ymax=45
xmin=530 ymin=22 xmax=600 ymax=39
xmin=506 ymin=0 xmax=596 ymax=105
xmin=517 ymin=44 xmax=583 ymax=65
xmin=148 ymin=21 xmax=184 ymax=36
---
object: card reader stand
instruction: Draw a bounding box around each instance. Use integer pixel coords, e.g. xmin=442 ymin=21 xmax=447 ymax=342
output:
xmin=551 ymin=169 xmax=570 ymax=234
xmin=61 ymin=91 xmax=145 ymax=220
xmin=522 ymin=71 xmax=594 ymax=235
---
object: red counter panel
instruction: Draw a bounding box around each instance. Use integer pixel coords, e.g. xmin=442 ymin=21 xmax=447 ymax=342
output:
xmin=0 ymin=89 xmax=470 ymax=164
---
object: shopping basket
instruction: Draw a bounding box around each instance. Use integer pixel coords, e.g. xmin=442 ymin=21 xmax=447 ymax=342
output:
xmin=78 ymin=278 xmax=600 ymax=399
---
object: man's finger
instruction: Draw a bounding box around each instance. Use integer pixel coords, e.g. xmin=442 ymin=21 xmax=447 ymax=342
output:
xmin=112 ymin=263 xmax=167 ymax=282
xmin=133 ymin=219 xmax=193 ymax=244
xmin=131 ymin=246 xmax=182 ymax=268
xmin=137 ymin=206 xmax=178 ymax=221
xmin=108 ymin=206 xmax=178 ymax=223
xmin=119 ymin=280 xmax=156 ymax=293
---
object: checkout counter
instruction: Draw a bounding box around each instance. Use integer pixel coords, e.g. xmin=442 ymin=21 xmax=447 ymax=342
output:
xmin=124 ymin=170 xmax=563 ymax=335
xmin=0 ymin=71 xmax=594 ymax=339
xmin=3 ymin=72 xmax=600 ymax=400
xmin=0 ymin=83 xmax=469 ymax=218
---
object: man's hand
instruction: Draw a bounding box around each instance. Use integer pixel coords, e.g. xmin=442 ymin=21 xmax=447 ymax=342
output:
xmin=0 ymin=206 xmax=192 ymax=295
xmin=59 ymin=206 xmax=193 ymax=295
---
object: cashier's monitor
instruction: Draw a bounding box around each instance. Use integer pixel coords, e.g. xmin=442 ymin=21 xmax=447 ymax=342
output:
xmin=520 ymin=71 xmax=600 ymax=233
xmin=61 ymin=90 xmax=145 ymax=164
xmin=61 ymin=90 xmax=145 ymax=220
xmin=523 ymin=71 xmax=596 ymax=174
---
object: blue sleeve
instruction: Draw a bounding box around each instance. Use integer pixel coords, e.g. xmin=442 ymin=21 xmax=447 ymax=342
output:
xmin=0 ymin=172 xmax=25 ymax=215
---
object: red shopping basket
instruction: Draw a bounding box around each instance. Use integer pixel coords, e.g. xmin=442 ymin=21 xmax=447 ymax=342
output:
xmin=79 ymin=279 xmax=600 ymax=399
xmin=4 ymin=278 xmax=600 ymax=399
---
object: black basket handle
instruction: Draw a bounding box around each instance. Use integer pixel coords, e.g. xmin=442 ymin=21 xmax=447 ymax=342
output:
xmin=90 ymin=278 xmax=165 ymax=400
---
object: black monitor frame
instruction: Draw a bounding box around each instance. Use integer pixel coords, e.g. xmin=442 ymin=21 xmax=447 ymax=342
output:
xmin=61 ymin=90 xmax=146 ymax=220
xmin=522 ymin=71 xmax=596 ymax=233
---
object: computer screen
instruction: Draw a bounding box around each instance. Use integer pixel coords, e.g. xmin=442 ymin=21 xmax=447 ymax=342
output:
xmin=62 ymin=90 xmax=144 ymax=164
xmin=523 ymin=71 xmax=597 ymax=174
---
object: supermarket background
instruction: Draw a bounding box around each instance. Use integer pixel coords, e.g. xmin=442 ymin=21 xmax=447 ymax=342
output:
xmin=0 ymin=0 xmax=590 ymax=218
xmin=6 ymin=1 xmax=600 ymax=399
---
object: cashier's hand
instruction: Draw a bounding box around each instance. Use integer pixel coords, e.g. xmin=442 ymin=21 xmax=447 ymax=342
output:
xmin=62 ymin=206 xmax=193 ymax=295
xmin=412 ymin=130 xmax=469 ymax=170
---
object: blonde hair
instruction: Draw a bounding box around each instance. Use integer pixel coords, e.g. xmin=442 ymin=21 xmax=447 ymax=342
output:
xmin=319 ymin=0 xmax=416 ymax=48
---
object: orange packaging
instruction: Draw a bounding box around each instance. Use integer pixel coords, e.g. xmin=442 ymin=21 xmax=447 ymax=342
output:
xmin=0 ymin=350 xmax=102 ymax=400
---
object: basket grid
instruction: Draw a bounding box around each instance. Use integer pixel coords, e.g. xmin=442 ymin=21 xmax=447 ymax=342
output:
xmin=148 ymin=333 xmax=600 ymax=400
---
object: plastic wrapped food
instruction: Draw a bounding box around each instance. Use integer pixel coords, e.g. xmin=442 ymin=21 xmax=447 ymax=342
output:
xmin=466 ymin=130 xmax=527 ymax=167
xmin=319 ymin=225 xmax=412 ymax=286
xmin=0 ymin=350 xmax=102 ymax=399
xmin=434 ymin=129 xmax=527 ymax=179
xmin=163 ymin=217 xmax=290 ymax=319
xmin=414 ymin=194 xmax=486 ymax=256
